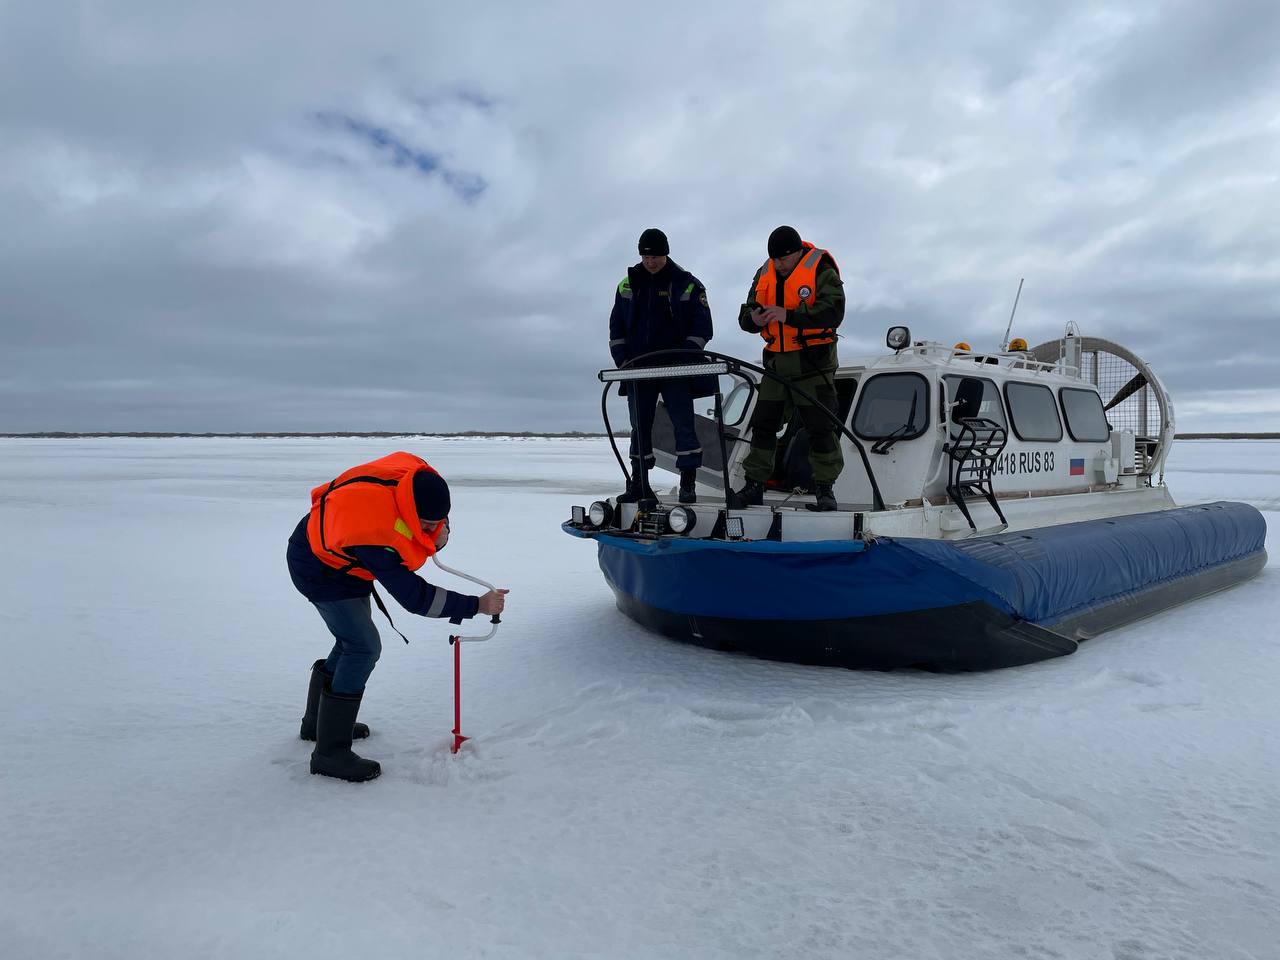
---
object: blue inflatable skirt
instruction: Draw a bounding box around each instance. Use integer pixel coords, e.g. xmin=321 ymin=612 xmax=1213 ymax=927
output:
xmin=564 ymin=501 xmax=1267 ymax=670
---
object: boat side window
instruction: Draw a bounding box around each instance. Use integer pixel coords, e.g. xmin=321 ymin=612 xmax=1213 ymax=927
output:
xmin=852 ymin=373 xmax=930 ymax=440
xmin=1059 ymin=387 xmax=1110 ymax=442
xmin=1003 ymin=381 xmax=1063 ymax=442
xmin=943 ymin=375 xmax=1005 ymax=438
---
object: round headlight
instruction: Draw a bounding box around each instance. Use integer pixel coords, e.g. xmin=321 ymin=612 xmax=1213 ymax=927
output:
xmin=886 ymin=325 xmax=911 ymax=351
xmin=667 ymin=506 xmax=696 ymax=535
xmin=588 ymin=500 xmax=613 ymax=527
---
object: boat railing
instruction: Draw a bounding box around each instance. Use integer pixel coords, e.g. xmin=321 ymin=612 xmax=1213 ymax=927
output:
xmin=598 ymin=348 xmax=887 ymax=513
xmin=936 ymin=345 xmax=1080 ymax=378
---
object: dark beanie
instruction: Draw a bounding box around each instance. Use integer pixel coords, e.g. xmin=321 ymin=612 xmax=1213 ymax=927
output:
xmin=411 ymin=470 xmax=451 ymax=521
xmin=638 ymin=227 xmax=669 ymax=256
xmin=767 ymin=225 xmax=803 ymax=259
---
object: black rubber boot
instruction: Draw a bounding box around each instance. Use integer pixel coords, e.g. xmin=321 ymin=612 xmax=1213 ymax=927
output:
xmin=727 ymin=478 xmax=765 ymax=508
xmin=617 ymin=469 xmax=655 ymax=504
xmin=679 ymin=469 xmax=697 ymax=504
xmin=300 ymin=660 xmax=369 ymax=742
xmin=811 ymin=483 xmax=837 ymax=512
xmin=310 ymin=685 xmax=381 ymax=783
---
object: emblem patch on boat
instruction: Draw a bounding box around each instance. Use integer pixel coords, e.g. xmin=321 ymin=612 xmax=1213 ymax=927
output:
xmin=1070 ymin=458 xmax=1085 ymax=476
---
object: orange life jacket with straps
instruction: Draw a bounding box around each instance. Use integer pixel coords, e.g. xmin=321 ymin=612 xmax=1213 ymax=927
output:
xmin=754 ymin=242 xmax=840 ymax=353
xmin=307 ymin=452 xmax=446 ymax=581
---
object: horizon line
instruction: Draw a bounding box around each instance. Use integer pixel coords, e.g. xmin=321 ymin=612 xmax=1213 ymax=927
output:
xmin=3 ymin=431 xmax=1279 ymax=440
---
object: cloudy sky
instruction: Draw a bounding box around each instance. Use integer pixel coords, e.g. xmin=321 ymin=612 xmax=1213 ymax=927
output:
xmin=2 ymin=1 xmax=1278 ymax=432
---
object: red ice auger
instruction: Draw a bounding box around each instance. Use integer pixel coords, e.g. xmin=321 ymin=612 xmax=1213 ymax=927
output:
xmin=431 ymin=555 xmax=501 ymax=754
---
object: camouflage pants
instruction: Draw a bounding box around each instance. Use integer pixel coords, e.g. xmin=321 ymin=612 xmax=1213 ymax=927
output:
xmin=741 ymin=346 xmax=844 ymax=486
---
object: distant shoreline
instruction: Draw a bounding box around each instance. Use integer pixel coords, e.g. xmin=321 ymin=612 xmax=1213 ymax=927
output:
xmin=0 ymin=431 xmax=616 ymax=439
xmin=1173 ymin=433 xmax=1280 ymax=440
xmin=2 ymin=431 xmax=1277 ymax=440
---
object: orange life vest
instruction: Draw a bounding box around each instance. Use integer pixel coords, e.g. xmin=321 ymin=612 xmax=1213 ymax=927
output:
xmin=307 ymin=452 xmax=447 ymax=581
xmin=753 ymin=242 xmax=840 ymax=353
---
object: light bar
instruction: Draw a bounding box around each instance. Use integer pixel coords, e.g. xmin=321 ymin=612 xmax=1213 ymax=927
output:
xmin=599 ymin=363 xmax=730 ymax=383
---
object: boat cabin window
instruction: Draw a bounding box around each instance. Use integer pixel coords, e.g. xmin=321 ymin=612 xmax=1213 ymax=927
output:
xmin=943 ymin=375 xmax=1005 ymax=437
xmin=1003 ymin=381 xmax=1063 ymax=442
xmin=852 ymin=373 xmax=930 ymax=441
xmin=1059 ymin=387 xmax=1110 ymax=442
xmin=720 ymin=378 xmax=753 ymax=427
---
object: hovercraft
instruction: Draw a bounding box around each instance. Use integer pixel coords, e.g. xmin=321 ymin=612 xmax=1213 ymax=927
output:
xmin=563 ymin=328 xmax=1267 ymax=670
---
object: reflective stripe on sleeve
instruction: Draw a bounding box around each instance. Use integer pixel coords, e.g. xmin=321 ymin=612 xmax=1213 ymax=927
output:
xmin=426 ymin=588 xmax=448 ymax=618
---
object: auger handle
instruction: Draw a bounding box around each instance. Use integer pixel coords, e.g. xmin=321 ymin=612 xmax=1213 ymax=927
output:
xmin=432 ymin=555 xmax=501 ymax=642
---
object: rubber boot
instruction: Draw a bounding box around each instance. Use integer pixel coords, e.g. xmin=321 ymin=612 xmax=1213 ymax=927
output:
xmin=617 ymin=469 xmax=655 ymax=504
xmin=727 ymin=478 xmax=765 ymax=509
xmin=678 ymin=469 xmax=697 ymax=504
xmin=300 ymin=660 xmax=369 ymax=741
xmin=310 ymin=685 xmax=381 ymax=783
xmin=811 ymin=483 xmax=837 ymax=512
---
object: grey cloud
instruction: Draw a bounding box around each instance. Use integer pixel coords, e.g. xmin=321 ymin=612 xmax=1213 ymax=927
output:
xmin=1082 ymin=0 xmax=1280 ymax=135
xmin=2 ymin=1 xmax=1279 ymax=434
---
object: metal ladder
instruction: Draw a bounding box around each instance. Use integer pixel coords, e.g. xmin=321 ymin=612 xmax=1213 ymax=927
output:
xmin=944 ymin=418 xmax=1009 ymax=531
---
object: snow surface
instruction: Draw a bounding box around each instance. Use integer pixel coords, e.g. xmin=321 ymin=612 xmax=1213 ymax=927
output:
xmin=1 ymin=437 xmax=1276 ymax=960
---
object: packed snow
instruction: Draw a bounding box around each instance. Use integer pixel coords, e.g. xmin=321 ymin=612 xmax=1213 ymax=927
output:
xmin=1 ymin=437 xmax=1276 ymax=959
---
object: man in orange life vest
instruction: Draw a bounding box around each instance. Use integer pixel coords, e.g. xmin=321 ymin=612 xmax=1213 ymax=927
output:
xmin=728 ymin=225 xmax=846 ymax=511
xmin=286 ymin=452 xmax=508 ymax=782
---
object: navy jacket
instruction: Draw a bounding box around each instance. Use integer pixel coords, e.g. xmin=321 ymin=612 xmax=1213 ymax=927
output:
xmin=608 ymin=260 xmax=714 ymax=396
xmin=287 ymin=516 xmax=479 ymax=622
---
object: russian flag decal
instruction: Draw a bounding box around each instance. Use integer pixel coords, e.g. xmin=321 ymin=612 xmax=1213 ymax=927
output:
xmin=1070 ymin=458 xmax=1086 ymax=476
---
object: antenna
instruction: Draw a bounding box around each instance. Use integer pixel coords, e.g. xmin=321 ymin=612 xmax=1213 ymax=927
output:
xmin=1000 ymin=278 xmax=1024 ymax=351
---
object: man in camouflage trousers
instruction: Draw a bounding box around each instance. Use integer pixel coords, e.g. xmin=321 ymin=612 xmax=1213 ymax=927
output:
xmin=729 ymin=225 xmax=845 ymax=512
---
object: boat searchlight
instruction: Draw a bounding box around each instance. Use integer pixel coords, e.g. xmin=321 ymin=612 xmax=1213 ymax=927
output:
xmin=667 ymin=506 xmax=696 ymax=535
xmin=588 ymin=501 xmax=614 ymax=528
xmin=886 ymin=326 xmax=911 ymax=351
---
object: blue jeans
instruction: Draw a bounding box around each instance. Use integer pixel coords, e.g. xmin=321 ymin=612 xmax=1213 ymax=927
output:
xmin=313 ymin=596 xmax=382 ymax=694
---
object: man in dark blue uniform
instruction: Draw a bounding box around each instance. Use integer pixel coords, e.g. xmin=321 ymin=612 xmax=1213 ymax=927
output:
xmin=608 ymin=228 xmax=714 ymax=503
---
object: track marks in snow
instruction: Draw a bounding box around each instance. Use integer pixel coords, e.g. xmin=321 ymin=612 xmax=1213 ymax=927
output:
xmin=989 ymin=770 xmax=1113 ymax=829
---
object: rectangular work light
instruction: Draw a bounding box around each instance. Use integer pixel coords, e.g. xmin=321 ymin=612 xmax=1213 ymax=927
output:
xmin=599 ymin=363 xmax=730 ymax=383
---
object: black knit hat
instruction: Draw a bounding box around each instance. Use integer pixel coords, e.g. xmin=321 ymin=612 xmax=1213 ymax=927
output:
xmin=638 ymin=227 xmax=669 ymax=256
xmin=411 ymin=470 xmax=451 ymax=521
xmin=767 ymin=225 xmax=803 ymax=259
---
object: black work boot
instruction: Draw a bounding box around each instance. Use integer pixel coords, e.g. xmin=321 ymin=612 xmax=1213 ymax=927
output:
xmin=300 ymin=660 xmax=369 ymax=742
xmin=727 ymin=478 xmax=765 ymax=509
xmin=811 ymin=483 xmax=838 ymax=512
xmin=310 ymin=685 xmax=381 ymax=783
xmin=679 ymin=469 xmax=697 ymax=504
xmin=617 ymin=469 xmax=655 ymax=504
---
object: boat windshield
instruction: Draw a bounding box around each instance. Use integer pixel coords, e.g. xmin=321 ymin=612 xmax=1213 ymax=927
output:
xmin=721 ymin=379 xmax=752 ymax=426
xmin=853 ymin=373 xmax=930 ymax=441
